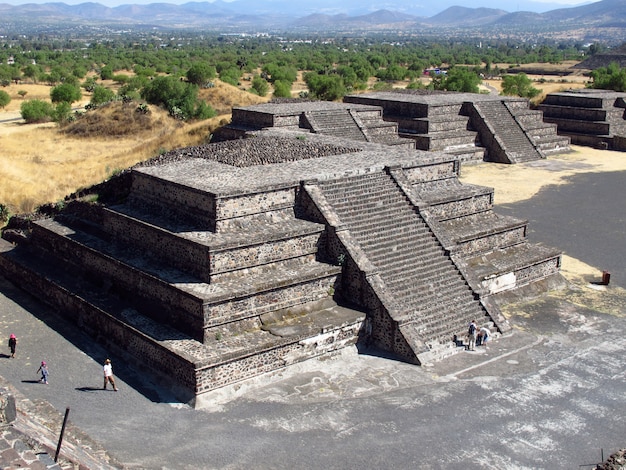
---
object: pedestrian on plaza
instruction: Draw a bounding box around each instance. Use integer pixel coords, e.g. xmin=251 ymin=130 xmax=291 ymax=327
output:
xmin=103 ymin=359 xmax=118 ymax=391
xmin=8 ymin=333 xmax=17 ymax=358
xmin=36 ymin=361 xmax=49 ymax=384
xmin=467 ymin=320 xmax=477 ymax=351
xmin=479 ymin=326 xmax=491 ymax=346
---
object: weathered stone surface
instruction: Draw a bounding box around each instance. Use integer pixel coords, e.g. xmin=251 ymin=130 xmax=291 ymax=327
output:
xmin=0 ymin=92 xmax=564 ymax=404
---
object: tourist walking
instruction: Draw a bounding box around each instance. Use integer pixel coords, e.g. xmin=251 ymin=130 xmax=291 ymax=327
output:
xmin=36 ymin=361 xmax=49 ymax=384
xmin=103 ymin=359 xmax=118 ymax=391
xmin=8 ymin=333 xmax=17 ymax=358
xmin=467 ymin=320 xmax=477 ymax=351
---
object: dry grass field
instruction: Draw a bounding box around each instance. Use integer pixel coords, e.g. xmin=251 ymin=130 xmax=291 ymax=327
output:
xmin=0 ymin=80 xmax=267 ymax=215
xmin=0 ymin=62 xmax=591 ymax=218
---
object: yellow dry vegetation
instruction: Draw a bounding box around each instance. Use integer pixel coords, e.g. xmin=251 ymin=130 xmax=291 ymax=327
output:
xmin=0 ymin=79 xmax=267 ymax=214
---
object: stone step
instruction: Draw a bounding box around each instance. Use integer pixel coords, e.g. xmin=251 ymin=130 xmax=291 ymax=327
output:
xmin=29 ymin=218 xmax=342 ymax=340
xmin=443 ymin=145 xmax=486 ymax=165
xmin=405 ymin=130 xmax=479 ymax=151
xmin=416 ymin=184 xmax=494 ymax=221
xmin=542 ymin=117 xmax=613 ymax=135
xmin=350 ymin=218 xmax=429 ymax=239
xmin=62 ymin=201 xmax=326 ymax=283
xmin=438 ymin=211 xmax=528 ymax=256
xmin=538 ymin=103 xmax=622 ymax=120
xmin=463 ymin=241 xmax=562 ymax=295
xmin=384 ymin=257 xmax=453 ymax=281
xmin=523 ymin=123 xmax=560 ymax=137
xmin=0 ymin=238 xmax=364 ymax=402
xmin=364 ymin=241 xmax=442 ymax=266
xmin=390 ymin=114 xmax=470 ymax=134
xmin=383 ymin=262 xmax=460 ymax=289
xmin=532 ymin=134 xmax=572 ymax=153
xmin=474 ymin=101 xmax=543 ymax=163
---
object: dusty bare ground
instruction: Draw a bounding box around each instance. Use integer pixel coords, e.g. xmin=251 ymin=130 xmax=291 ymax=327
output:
xmin=460 ymin=146 xmax=626 ymax=289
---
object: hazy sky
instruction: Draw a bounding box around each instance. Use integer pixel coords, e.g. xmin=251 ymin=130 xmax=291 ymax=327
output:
xmin=0 ymin=0 xmax=598 ymax=9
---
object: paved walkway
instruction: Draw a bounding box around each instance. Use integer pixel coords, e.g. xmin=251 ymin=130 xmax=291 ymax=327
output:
xmin=1 ymin=269 xmax=625 ymax=469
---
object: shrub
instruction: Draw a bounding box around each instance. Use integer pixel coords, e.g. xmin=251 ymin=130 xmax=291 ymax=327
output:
xmin=50 ymin=83 xmax=82 ymax=104
xmin=0 ymin=203 xmax=10 ymax=224
xmin=272 ymin=80 xmax=292 ymax=98
xmin=250 ymin=75 xmax=269 ymax=97
xmin=140 ymin=75 xmax=216 ymax=120
xmin=303 ymin=73 xmax=346 ymax=101
xmin=0 ymin=89 xmax=10 ymax=109
xmin=186 ymin=63 xmax=216 ymax=86
xmin=91 ymin=85 xmax=115 ymax=106
xmin=501 ymin=73 xmax=541 ymax=98
xmin=52 ymin=101 xmax=72 ymax=123
xmin=20 ymin=99 xmax=54 ymax=123
xmin=100 ymin=65 xmax=114 ymax=81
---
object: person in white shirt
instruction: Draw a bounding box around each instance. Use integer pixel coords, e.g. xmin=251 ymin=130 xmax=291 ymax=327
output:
xmin=103 ymin=358 xmax=119 ymax=391
xmin=479 ymin=326 xmax=491 ymax=346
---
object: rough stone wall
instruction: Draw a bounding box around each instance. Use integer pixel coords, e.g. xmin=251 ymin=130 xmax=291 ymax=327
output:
xmin=514 ymin=257 xmax=561 ymax=286
xmin=203 ymin=275 xmax=339 ymax=330
xmin=210 ymin=234 xmax=320 ymax=275
xmin=130 ymin=172 xmax=217 ymax=230
xmin=99 ymin=207 xmax=211 ymax=281
xmin=30 ymin=221 xmax=206 ymax=339
xmin=427 ymin=194 xmax=493 ymax=221
xmin=215 ymin=188 xmax=296 ymax=228
xmin=455 ymin=227 xmax=527 ymax=256
xmin=195 ymin=321 xmax=363 ymax=395
xmin=231 ymin=109 xmax=275 ymax=128
xmin=0 ymin=253 xmax=199 ymax=403
xmin=479 ymin=257 xmax=561 ymax=295
xmin=404 ymin=160 xmax=459 ymax=183
xmin=0 ymin=389 xmax=16 ymax=425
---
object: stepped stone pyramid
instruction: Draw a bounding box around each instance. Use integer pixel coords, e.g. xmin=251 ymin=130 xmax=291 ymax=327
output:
xmin=538 ymin=89 xmax=626 ymax=151
xmin=343 ymin=90 xmax=571 ymax=164
xmin=0 ymin=97 xmax=564 ymax=406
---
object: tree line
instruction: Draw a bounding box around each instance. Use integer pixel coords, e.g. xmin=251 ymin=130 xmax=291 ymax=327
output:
xmin=0 ymin=34 xmax=623 ymax=122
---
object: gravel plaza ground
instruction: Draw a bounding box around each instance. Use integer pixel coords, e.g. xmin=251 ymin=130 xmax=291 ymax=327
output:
xmin=0 ymin=145 xmax=625 ymax=469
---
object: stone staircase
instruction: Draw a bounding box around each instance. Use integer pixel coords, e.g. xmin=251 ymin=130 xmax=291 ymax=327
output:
xmin=217 ymin=101 xmax=413 ymax=148
xmin=315 ymin=171 xmax=494 ymax=361
xmin=303 ymin=109 xmax=369 ymax=142
xmin=470 ymin=100 xmax=544 ymax=163
xmin=505 ymin=103 xmax=571 ymax=156
xmin=342 ymin=92 xmax=485 ymax=161
xmin=405 ymin=160 xmax=562 ymax=297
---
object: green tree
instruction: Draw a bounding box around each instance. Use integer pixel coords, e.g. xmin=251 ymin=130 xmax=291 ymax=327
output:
xmin=20 ymin=99 xmax=54 ymax=123
xmin=22 ymin=64 xmax=41 ymax=83
xmin=91 ymin=85 xmax=115 ymax=106
xmin=501 ymin=73 xmax=541 ymax=98
xmin=219 ymin=67 xmax=241 ymax=87
xmin=141 ymin=75 xmax=215 ymax=120
xmin=51 ymin=83 xmax=82 ymax=104
xmin=52 ymin=101 xmax=72 ymax=123
xmin=589 ymin=62 xmax=626 ymax=92
xmin=304 ymin=73 xmax=346 ymax=101
xmin=0 ymin=90 xmax=10 ymax=109
xmin=432 ymin=67 xmax=481 ymax=93
xmin=250 ymin=75 xmax=269 ymax=96
xmin=100 ymin=65 xmax=114 ymax=81
xmin=272 ymin=80 xmax=292 ymax=98
xmin=186 ymin=63 xmax=216 ymax=86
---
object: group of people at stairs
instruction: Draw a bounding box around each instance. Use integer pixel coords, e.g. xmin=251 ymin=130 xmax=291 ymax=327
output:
xmin=466 ymin=320 xmax=491 ymax=351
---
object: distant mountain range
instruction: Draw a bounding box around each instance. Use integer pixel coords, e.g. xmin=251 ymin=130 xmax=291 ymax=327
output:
xmin=1 ymin=0 xmax=625 ymax=41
